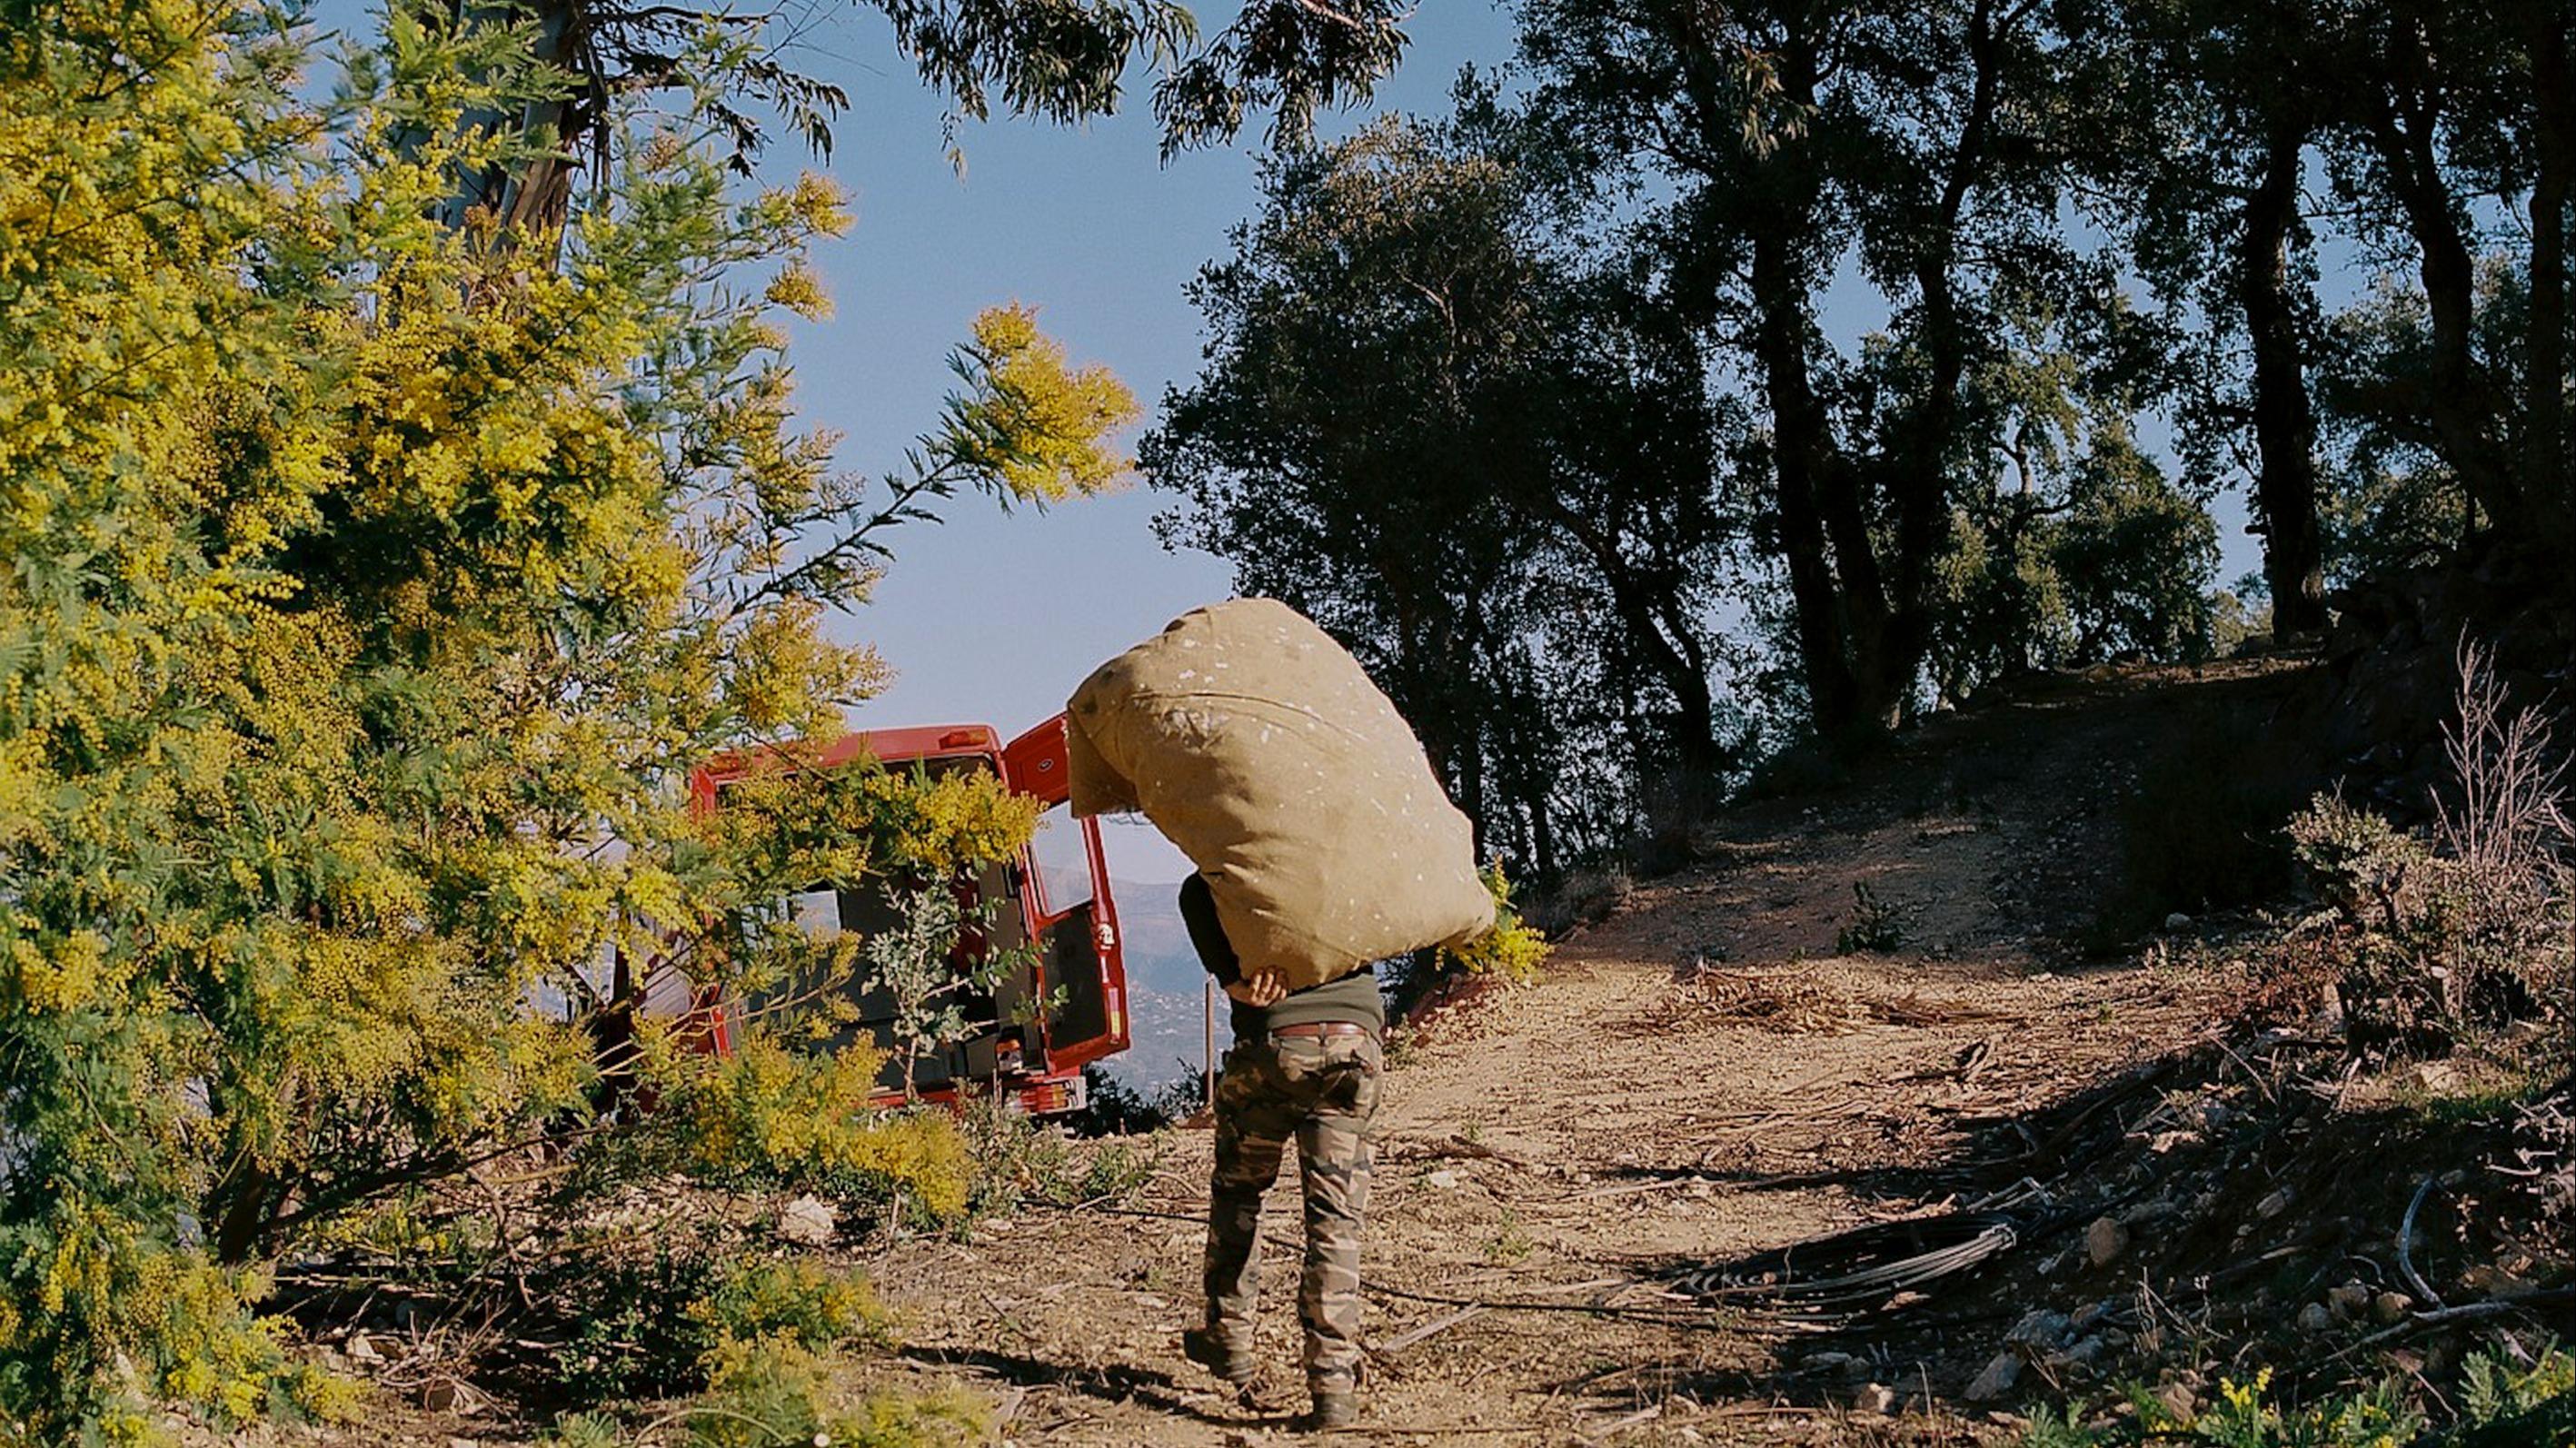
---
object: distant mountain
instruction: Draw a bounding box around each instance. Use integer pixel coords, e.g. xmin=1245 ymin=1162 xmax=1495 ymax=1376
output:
xmin=1105 ymin=876 xmax=1232 ymax=1090
xmin=1113 ymin=878 xmax=1208 ymax=996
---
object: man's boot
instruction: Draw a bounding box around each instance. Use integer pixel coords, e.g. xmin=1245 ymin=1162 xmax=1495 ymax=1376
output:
xmin=1181 ymin=1326 xmax=1255 ymax=1387
xmin=1298 ymin=1380 xmax=1358 ymax=1432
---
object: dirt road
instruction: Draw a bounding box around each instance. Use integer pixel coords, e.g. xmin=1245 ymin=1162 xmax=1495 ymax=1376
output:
xmin=865 ymin=664 xmax=2305 ymax=1444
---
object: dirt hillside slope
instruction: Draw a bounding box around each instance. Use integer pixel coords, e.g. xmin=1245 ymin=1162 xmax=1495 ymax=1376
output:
xmin=860 ymin=659 xmax=2321 ymax=1445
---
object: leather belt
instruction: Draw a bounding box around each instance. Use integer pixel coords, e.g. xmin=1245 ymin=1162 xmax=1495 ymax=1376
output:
xmin=1268 ymin=1021 xmax=1374 ymax=1041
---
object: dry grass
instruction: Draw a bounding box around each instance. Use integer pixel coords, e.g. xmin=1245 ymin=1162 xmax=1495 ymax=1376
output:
xmin=1656 ymin=960 xmax=2005 ymax=1036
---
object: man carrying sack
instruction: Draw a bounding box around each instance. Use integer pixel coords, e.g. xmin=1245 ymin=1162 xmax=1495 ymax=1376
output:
xmin=1176 ymin=872 xmax=1382 ymax=1430
xmin=1065 ymin=599 xmax=1494 ymax=1432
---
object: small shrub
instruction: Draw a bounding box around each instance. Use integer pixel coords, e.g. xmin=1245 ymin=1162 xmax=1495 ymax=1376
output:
xmin=2280 ymin=643 xmax=2574 ymax=1056
xmin=680 ymin=1337 xmax=985 ymax=1448
xmin=1836 ymin=881 xmax=1913 ymax=954
xmin=691 ymin=1258 xmax=894 ymax=1355
xmin=2020 ymin=1368 xmax=2422 ymax=1446
xmin=956 ymin=1098 xmax=1163 ymax=1214
xmin=1442 ymin=864 xmax=1552 ymax=984
xmin=540 ymin=1412 xmax=625 ymax=1448
xmin=2452 ymin=1336 xmax=2576 ymax=1444
xmin=543 ymin=1250 xmax=889 ymax=1403
xmin=1070 ymin=1136 xmax=1164 ymax=1205
xmin=1069 ymin=1064 xmax=1205 ymax=1136
xmin=647 ymin=1033 xmax=975 ymax=1224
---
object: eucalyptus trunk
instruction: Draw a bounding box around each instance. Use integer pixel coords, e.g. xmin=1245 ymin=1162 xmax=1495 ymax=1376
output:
xmin=2237 ymin=122 xmax=2328 ymax=636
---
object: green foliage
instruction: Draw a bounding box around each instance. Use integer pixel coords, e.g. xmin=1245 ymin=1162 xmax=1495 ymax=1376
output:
xmin=1442 ymin=864 xmax=1553 ymax=984
xmin=695 ymin=1258 xmax=894 ymax=1359
xmin=2287 ymin=789 xmax=2572 ymax=1052
xmin=2453 ymin=1337 xmax=2576 ymax=1444
xmin=2461 ymin=1337 xmax=2576 ymax=1429
xmin=545 ymin=1336 xmax=986 ymax=1446
xmin=1146 ymin=108 xmax=1737 ymax=868
xmin=2020 ymin=1341 xmax=2576 ymax=1448
xmin=545 ymin=1251 xmax=890 ymax=1404
xmin=938 ymin=305 xmax=1141 ymax=508
xmin=0 ymin=2 xmax=1127 ymax=1433
xmin=647 ymin=1036 xmax=975 ymax=1221
xmin=2023 ymin=1369 xmax=2422 ymax=1447
xmin=1934 ymin=425 xmax=2220 ymax=703
xmin=681 ymin=1337 xmax=985 ymax=1448
xmin=1069 ymin=1063 xmax=1208 ymax=1136
xmin=1525 ymin=865 xmax=1633 ymax=937
xmin=859 ymin=885 xmax=1033 ymax=1102
xmin=959 ymin=1098 xmax=1166 ymax=1214
xmin=1836 ymin=882 xmax=1914 ymax=955
xmin=540 ymin=1412 xmax=627 ymax=1448
xmin=2284 ymin=635 xmax=2576 ymax=1055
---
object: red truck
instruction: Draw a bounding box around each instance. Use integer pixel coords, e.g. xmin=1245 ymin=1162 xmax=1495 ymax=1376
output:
xmin=684 ymin=715 xmax=1130 ymax=1116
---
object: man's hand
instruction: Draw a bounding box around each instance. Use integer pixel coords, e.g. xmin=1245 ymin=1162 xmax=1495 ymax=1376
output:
xmin=1224 ymin=969 xmax=1288 ymax=1007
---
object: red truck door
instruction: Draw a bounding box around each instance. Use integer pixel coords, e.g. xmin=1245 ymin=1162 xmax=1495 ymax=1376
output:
xmin=1003 ymin=716 xmax=1129 ymax=1071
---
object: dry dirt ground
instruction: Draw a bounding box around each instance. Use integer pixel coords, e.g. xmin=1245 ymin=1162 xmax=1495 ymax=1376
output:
xmin=843 ymin=660 xmax=2319 ymax=1447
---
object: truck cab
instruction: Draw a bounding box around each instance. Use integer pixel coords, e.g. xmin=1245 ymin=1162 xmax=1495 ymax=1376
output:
xmin=686 ymin=714 xmax=1129 ymax=1116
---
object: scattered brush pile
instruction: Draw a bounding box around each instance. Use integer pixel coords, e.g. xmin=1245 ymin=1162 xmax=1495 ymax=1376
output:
xmin=1657 ymin=957 xmax=2006 ymax=1036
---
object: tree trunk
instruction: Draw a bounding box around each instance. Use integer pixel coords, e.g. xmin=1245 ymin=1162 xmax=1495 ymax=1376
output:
xmin=1876 ymin=0 xmax=2007 ymax=727
xmin=2362 ymin=70 xmax=2518 ymax=528
xmin=439 ymin=0 xmax=590 ymax=245
xmin=2237 ymin=122 xmax=2329 ymax=635
xmin=2529 ymin=11 xmax=2572 ymax=536
xmin=211 ymin=1160 xmax=278 ymax=1265
xmin=1750 ymin=229 xmax=1866 ymax=734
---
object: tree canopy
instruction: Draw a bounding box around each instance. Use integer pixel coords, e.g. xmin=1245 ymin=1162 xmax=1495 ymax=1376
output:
xmin=1153 ymin=0 xmax=2571 ymax=863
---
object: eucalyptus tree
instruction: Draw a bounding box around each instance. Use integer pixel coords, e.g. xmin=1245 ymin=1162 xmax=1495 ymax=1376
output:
xmin=442 ymin=0 xmax=1417 ymax=237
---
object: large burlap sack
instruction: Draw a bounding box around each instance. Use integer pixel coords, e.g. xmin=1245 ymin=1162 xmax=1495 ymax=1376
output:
xmin=1066 ymin=598 xmax=1494 ymax=989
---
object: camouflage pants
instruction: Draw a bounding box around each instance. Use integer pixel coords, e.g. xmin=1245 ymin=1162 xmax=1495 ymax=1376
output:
xmin=1204 ymin=1030 xmax=1381 ymax=1393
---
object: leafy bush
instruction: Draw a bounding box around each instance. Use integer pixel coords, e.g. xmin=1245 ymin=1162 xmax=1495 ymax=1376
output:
xmin=547 ymin=1250 xmax=892 ymax=1404
xmin=2284 ymin=648 xmax=2572 ymax=1054
xmin=1526 ymin=865 xmax=1634 ymax=937
xmin=1070 ymin=1063 xmax=1208 ymax=1135
xmin=693 ymin=1259 xmax=895 ymax=1360
xmin=542 ymin=1339 xmax=988 ymax=1448
xmin=0 ymin=2 xmax=1129 ymax=1433
xmin=2023 ymin=1344 xmax=2576 ymax=1447
xmin=1443 ymin=865 xmax=1554 ymax=983
xmin=1836 ymin=881 xmax=1914 ymax=954
xmin=646 ymin=1036 xmax=977 ymax=1223
xmin=2022 ymin=1369 xmax=2422 ymax=1446
xmin=1932 ymin=430 xmax=2219 ymax=704
xmin=2452 ymin=1337 xmax=2576 ymax=1444
xmin=679 ymin=1337 xmax=985 ymax=1448
xmin=959 ymin=1098 xmax=1166 ymax=1213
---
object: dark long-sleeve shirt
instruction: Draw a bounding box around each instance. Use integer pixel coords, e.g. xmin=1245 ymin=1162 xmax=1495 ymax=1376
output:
xmin=1178 ymin=873 xmax=1385 ymax=1040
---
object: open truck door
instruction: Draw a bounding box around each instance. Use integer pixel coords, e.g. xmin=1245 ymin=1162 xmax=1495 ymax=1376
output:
xmin=681 ymin=715 xmax=1128 ymax=1116
xmin=1003 ymin=715 xmax=1129 ymax=1080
